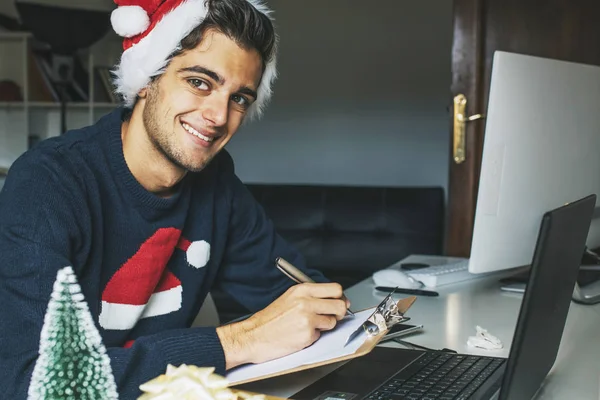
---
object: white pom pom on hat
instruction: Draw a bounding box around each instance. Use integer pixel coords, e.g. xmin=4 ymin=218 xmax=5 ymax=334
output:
xmin=111 ymin=5 xmax=150 ymax=38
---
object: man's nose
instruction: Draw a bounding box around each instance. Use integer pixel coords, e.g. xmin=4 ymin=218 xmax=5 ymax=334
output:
xmin=201 ymin=93 xmax=228 ymax=127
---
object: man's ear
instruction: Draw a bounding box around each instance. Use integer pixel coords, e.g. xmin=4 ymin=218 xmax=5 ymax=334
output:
xmin=138 ymin=87 xmax=148 ymax=99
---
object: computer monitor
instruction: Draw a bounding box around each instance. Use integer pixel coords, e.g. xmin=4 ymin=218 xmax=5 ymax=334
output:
xmin=468 ymin=51 xmax=600 ymax=274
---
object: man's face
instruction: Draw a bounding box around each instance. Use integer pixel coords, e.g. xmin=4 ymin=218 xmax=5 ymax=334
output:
xmin=140 ymin=29 xmax=263 ymax=172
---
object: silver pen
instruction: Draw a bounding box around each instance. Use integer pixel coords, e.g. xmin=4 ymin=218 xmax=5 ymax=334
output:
xmin=275 ymin=257 xmax=355 ymax=317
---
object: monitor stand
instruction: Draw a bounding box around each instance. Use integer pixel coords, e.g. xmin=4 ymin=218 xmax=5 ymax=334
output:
xmin=573 ymin=279 xmax=600 ymax=304
xmin=499 ymin=249 xmax=600 ymax=304
xmin=574 ymin=248 xmax=600 ymax=304
xmin=499 ymin=268 xmax=530 ymax=294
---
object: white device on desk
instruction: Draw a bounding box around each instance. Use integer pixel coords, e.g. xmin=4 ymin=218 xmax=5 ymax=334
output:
xmin=373 ymin=51 xmax=600 ymax=289
xmin=372 ymin=269 xmax=421 ymax=288
xmin=373 ymin=258 xmax=475 ymax=288
xmin=466 ymin=51 xmax=600 ymax=274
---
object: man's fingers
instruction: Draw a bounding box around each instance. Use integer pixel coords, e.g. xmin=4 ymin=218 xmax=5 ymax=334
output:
xmin=303 ymin=297 xmax=347 ymax=320
xmin=342 ymin=294 xmax=352 ymax=310
xmin=294 ymin=282 xmax=344 ymax=299
xmin=314 ymin=314 xmax=338 ymax=331
xmin=288 ymin=284 xmax=350 ymax=320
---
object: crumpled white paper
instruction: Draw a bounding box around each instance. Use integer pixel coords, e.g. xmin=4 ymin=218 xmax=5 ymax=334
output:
xmin=466 ymin=326 xmax=503 ymax=350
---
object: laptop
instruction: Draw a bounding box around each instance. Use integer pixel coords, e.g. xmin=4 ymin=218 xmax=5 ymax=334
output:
xmin=292 ymin=194 xmax=596 ymax=400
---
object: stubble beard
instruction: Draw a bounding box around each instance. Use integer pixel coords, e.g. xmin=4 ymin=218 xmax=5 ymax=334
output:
xmin=142 ymin=86 xmax=213 ymax=173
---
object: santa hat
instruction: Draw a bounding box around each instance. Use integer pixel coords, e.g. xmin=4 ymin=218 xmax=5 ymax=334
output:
xmin=110 ymin=0 xmax=277 ymax=120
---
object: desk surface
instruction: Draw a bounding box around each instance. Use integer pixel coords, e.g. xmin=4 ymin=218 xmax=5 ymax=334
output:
xmin=238 ymin=255 xmax=600 ymax=399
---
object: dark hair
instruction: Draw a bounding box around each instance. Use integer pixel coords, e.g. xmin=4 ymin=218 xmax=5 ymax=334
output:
xmin=170 ymin=0 xmax=277 ymax=70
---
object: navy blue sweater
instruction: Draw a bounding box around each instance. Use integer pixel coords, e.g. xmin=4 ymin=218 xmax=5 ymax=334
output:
xmin=0 ymin=108 xmax=325 ymax=399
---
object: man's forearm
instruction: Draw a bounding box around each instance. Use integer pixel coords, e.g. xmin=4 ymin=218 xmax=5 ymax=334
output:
xmin=216 ymin=318 xmax=259 ymax=370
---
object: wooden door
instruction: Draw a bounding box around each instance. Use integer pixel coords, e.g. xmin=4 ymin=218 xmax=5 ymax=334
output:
xmin=445 ymin=0 xmax=600 ymax=257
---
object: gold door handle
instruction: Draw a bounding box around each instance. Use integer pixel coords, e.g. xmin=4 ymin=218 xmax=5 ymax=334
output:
xmin=453 ymin=94 xmax=485 ymax=164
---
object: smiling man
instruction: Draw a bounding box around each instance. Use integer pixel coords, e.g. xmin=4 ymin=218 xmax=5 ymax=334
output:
xmin=0 ymin=0 xmax=349 ymax=398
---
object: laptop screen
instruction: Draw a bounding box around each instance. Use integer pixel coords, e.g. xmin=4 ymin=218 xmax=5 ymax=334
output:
xmin=498 ymin=195 xmax=595 ymax=400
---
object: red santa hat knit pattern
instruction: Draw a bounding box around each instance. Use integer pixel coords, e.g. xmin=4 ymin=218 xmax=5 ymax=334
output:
xmin=110 ymin=0 xmax=277 ymax=120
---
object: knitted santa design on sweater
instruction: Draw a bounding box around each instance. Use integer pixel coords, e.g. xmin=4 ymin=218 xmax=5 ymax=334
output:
xmin=99 ymin=227 xmax=210 ymax=330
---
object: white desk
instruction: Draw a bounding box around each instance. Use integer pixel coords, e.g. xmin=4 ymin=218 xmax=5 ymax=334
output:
xmin=238 ymin=256 xmax=600 ymax=399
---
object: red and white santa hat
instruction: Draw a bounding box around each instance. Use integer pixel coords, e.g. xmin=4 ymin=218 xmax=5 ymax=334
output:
xmin=110 ymin=0 xmax=277 ymax=120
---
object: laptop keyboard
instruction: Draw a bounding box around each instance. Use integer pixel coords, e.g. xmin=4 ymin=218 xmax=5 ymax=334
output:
xmin=365 ymin=352 xmax=505 ymax=400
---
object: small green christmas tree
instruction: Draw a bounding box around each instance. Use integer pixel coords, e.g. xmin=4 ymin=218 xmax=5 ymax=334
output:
xmin=28 ymin=266 xmax=119 ymax=400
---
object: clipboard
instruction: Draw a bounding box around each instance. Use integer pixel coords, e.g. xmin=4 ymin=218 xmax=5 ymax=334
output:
xmin=228 ymin=294 xmax=417 ymax=386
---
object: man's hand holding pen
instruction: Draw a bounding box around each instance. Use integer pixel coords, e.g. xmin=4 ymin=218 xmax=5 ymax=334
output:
xmin=216 ymin=257 xmax=352 ymax=370
xmin=216 ymin=282 xmax=349 ymax=369
xmin=275 ymin=257 xmax=355 ymax=317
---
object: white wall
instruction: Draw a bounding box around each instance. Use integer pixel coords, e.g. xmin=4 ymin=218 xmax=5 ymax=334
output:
xmin=227 ymin=0 xmax=453 ymax=190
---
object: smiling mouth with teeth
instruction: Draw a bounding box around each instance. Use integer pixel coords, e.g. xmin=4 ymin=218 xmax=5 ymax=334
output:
xmin=182 ymin=122 xmax=216 ymax=143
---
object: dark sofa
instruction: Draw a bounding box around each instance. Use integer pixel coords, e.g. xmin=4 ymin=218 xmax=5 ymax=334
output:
xmin=212 ymin=184 xmax=445 ymax=322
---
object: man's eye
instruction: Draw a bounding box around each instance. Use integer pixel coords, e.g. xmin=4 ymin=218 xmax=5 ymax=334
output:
xmin=188 ymin=79 xmax=209 ymax=90
xmin=231 ymin=94 xmax=250 ymax=107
